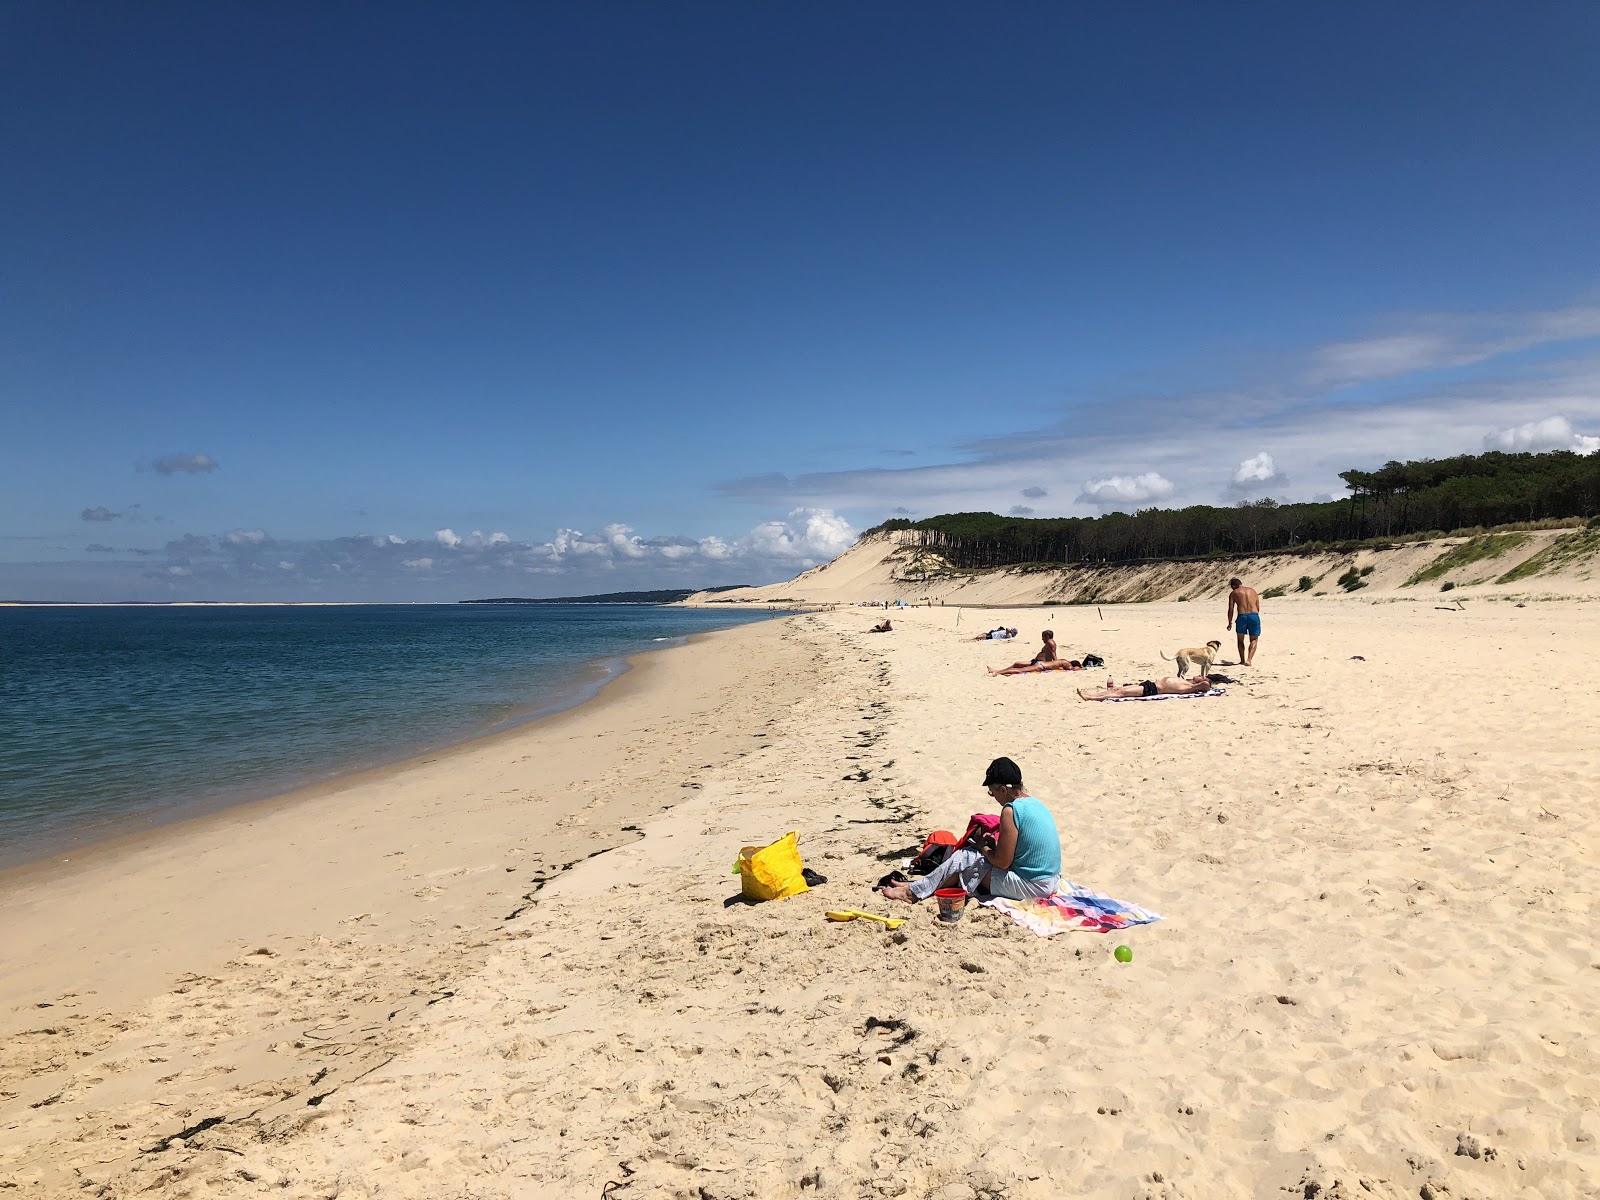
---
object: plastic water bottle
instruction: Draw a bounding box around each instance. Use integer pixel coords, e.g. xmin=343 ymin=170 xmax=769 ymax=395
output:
xmin=1107 ymin=677 xmax=1115 ymax=689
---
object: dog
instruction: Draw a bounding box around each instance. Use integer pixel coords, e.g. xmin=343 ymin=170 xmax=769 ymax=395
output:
xmin=1161 ymin=639 xmax=1222 ymax=679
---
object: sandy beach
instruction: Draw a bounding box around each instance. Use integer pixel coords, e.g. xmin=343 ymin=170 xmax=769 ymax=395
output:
xmin=5 ymin=596 xmax=1598 ymax=1198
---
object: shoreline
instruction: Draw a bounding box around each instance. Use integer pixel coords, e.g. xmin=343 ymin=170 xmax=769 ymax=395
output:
xmin=0 ymin=615 xmax=800 ymax=1029
xmin=0 ymin=651 xmax=629 ymax=874
xmin=0 ymin=614 xmax=781 ymax=872
xmin=0 ymin=644 xmax=616 ymax=880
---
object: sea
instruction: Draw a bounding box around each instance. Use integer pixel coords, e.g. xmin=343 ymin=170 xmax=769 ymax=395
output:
xmin=0 ymin=603 xmax=786 ymax=867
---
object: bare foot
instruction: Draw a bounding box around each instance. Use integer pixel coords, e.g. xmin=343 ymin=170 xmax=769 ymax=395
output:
xmin=878 ymin=882 xmax=916 ymax=903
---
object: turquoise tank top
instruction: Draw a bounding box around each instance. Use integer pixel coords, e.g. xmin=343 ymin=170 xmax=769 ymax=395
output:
xmin=1007 ymin=795 xmax=1062 ymax=880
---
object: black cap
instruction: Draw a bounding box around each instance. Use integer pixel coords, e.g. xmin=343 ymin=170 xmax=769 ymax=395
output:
xmin=982 ymin=757 xmax=1023 ymax=788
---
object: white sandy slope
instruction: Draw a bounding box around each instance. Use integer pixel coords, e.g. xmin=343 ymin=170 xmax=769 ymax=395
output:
xmin=6 ymin=595 xmax=1597 ymax=1199
xmin=685 ymin=524 xmax=1600 ymax=609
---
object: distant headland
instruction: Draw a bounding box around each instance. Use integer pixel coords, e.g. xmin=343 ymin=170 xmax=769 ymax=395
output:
xmin=459 ymin=585 xmax=752 ymax=605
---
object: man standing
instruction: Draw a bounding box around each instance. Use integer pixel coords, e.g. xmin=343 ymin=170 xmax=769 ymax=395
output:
xmin=1226 ymin=577 xmax=1261 ymax=666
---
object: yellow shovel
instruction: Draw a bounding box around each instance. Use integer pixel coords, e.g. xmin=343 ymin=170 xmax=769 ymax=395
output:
xmin=826 ymin=909 xmax=906 ymax=931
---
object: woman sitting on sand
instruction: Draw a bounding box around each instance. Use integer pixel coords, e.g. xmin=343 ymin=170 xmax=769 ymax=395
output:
xmin=1076 ymin=675 xmax=1214 ymax=701
xmin=879 ymin=757 xmax=1061 ymax=905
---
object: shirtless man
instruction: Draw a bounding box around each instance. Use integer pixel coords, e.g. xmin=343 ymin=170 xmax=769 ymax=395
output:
xmin=1005 ymin=629 xmax=1056 ymax=669
xmin=1226 ymin=576 xmax=1261 ymax=666
xmin=1076 ymin=675 xmax=1214 ymax=701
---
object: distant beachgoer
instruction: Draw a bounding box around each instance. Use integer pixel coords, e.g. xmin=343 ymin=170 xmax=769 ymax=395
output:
xmin=869 ymin=618 xmax=893 ymax=633
xmin=1076 ymin=675 xmax=1214 ymax=701
xmin=1227 ymin=577 xmax=1261 ymax=666
xmin=878 ymin=757 xmax=1061 ymax=904
xmin=970 ymin=626 xmax=1010 ymax=641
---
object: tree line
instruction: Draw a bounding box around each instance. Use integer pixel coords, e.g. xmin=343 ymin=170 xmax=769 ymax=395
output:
xmin=864 ymin=449 xmax=1600 ymax=570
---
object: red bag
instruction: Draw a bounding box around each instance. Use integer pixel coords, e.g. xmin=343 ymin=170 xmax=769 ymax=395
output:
xmin=909 ymin=829 xmax=958 ymax=875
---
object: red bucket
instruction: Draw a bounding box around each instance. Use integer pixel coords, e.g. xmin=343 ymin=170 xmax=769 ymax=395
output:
xmin=934 ymin=887 xmax=969 ymax=923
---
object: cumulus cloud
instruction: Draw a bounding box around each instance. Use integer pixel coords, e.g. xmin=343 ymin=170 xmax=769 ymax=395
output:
xmin=435 ymin=528 xmax=462 ymax=547
xmin=1483 ymin=415 xmax=1600 ymax=455
xmin=1227 ymin=451 xmax=1290 ymax=497
xmin=1233 ymin=453 xmax=1279 ymax=485
xmin=278 ymin=561 xmax=295 ymax=570
xmin=81 ymin=506 xmax=120 ymax=522
xmin=746 ymin=508 xmax=857 ymax=561
xmin=150 ymin=453 xmax=219 ymax=476
xmin=1020 ymin=486 xmax=1048 ymax=500
xmin=401 ymin=558 xmax=434 ymax=570
xmin=224 ymin=528 xmax=268 ymax=545
xmin=1077 ymin=472 xmax=1175 ymax=509
xmin=1009 ymin=505 xmax=1035 ymax=516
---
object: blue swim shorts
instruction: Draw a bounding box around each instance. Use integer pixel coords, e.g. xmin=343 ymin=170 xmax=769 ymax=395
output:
xmin=1235 ymin=612 xmax=1261 ymax=637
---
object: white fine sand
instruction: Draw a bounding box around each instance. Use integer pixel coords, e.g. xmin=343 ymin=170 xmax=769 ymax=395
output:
xmin=4 ymin=598 xmax=1599 ymax=1199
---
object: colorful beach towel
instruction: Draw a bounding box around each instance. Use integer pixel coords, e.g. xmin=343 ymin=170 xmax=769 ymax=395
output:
xmin=1106 ymin=687 xmax=1225 ymax=703
xmin=980 ymin=880 xmax=1163 ymax=937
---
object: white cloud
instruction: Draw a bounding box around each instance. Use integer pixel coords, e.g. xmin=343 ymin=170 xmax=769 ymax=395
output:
xmin=1483 ymin=415 xmax=1600 ymax=455
xmin=436 ymin=528 xmax=510 ymax=550
xmin=277 ymin=561 xmax=295 ymax=570
xmin=697 ymin=535 xmax=734 ymax=560
xmin=166 ymin=565 xmax=190 ymax=576
xmin=371 ymin=533 xmax=406 ymax=547
xmin=1227 ymin=451 xmax=1289 ymax=498
xmin=1233 ymin=453 xmax=1278 ymax=485
xmin=401 ymin=557 xmax=434 ymax=570
xmin=745 ymin=508 xmax=857 ymax=561
xmin=225 ymin=528 xmax=267 ymax=545
xmin=150 ymin=453 xmax=219 ymax=476
xmin=1077 ymin=472 xmax=1174 ymax=508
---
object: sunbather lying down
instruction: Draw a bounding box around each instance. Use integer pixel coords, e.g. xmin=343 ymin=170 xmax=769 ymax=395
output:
xmin=1077 ymin=675 xmax=1214 ymax=700
xmin=988 ymin=659 xmax=1084 ymax=676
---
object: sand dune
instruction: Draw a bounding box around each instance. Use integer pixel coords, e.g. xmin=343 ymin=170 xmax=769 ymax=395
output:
xmin=4 ymin=598 xmax=1599 ymax=1198
xmin=686 ymin=523 xmax=1600 ymax=609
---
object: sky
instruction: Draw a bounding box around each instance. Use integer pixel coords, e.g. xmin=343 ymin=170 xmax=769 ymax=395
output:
xmin=3 ymin=2 xmax=1599 ymax=601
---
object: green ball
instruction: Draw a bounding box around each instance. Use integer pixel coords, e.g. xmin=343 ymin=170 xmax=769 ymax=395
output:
xmin=1114 ymin=945 xmax=1133 ymax=963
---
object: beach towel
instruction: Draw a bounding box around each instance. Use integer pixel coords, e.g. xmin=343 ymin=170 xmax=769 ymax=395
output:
xmin=1106 ymin=687 xmax=1226 ymax=703
xmin=980 ymin=880 xmax=1163 ymax=937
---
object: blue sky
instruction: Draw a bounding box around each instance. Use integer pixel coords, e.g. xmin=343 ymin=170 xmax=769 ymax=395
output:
xmin=4 ymin=3 xmax=1598 ymax=601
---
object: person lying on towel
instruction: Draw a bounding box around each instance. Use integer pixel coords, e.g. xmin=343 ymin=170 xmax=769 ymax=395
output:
xmin=878 ymin=757 xmax=1061 ymax=905
xmin=1076 ymin=675 xmax=1215 ymax=701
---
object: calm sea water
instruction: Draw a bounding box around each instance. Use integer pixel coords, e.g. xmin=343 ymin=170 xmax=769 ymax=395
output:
xmin=0 ymin=604 xmax=784 ymax=865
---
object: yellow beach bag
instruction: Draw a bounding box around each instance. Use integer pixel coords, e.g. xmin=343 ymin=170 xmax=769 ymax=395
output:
xmin=733 ymin=831 xmax=809 ymax=902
